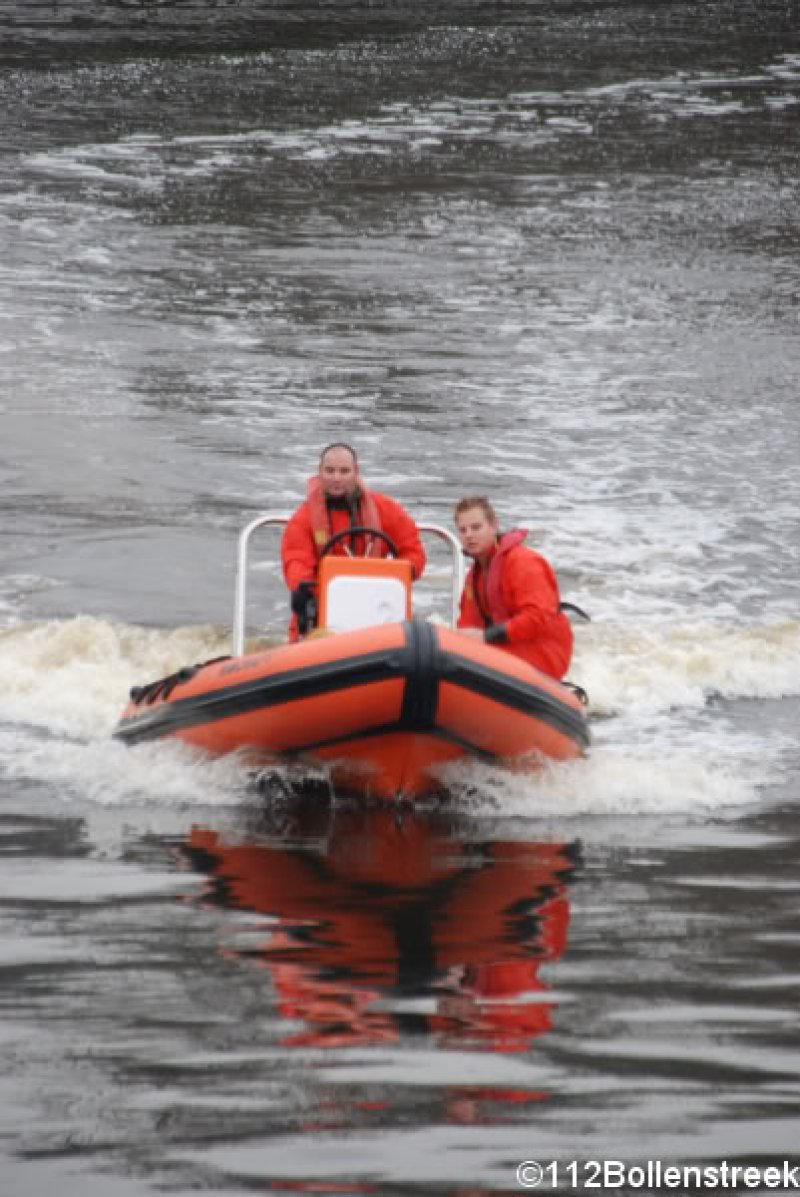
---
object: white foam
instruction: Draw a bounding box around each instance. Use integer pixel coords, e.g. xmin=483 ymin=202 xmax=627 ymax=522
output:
xmin=574 ymin=618 xmax=800 ymax=718
xmin=0 ymin=726 xmax=251 ymax=810
xmin=441 ymin=741 xmax=760 ymax=819
xmin=0 ymin=616 xmax=232 ymax=739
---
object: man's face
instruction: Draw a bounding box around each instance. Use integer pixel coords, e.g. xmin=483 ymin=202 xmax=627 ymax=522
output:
xmin=456 ymin=506 xmax=498 ymax=561
xmin=320 ymin=448 xmax=358 ymax=498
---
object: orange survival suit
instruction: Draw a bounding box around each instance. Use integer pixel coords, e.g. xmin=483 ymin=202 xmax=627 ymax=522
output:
xmin=281 ymin=476 xmax=426 ymax=639
xmin=458 ymin=528 xmax=573 ymax=679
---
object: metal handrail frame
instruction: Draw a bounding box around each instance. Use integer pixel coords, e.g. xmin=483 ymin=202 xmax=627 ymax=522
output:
xmin=232 ymin=513 xmax=290 ymax=657
xmin=231 ymin=515 xmax=465 ymax=657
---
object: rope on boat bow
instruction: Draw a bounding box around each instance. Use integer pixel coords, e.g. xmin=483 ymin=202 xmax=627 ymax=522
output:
xmin=129 ymin=656 xmax=231 ymax=706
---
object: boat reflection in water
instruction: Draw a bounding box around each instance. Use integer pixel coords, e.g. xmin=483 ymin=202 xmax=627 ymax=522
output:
xmin=182 ymin=795 xmax=580 ymax=1057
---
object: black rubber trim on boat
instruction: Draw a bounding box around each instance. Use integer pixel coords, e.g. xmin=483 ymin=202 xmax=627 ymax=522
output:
xmin=439 ymin=651 xmax=591 ymax=750
xmin=280 ymin=718 xmax=497 ymax=762
xmin=114 ymin=646 xmax=410 ymax=746
xmin=399 ymin=617 xmax=440 ymax=731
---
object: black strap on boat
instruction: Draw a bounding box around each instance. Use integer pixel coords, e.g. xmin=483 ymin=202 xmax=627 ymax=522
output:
xmin=399 ymin=618 xmax=440 ymax=730
xmin=560 ymin=680 xmax=589 ymax=706
xmin=559 ymin=601 xmax=591 ymax=622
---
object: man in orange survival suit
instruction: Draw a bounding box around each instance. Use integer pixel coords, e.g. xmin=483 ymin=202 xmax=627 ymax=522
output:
xmin=281 ymin=442 xmax=426 ymax=639
xmin=454 ymin=494 xmax=573 ymax=679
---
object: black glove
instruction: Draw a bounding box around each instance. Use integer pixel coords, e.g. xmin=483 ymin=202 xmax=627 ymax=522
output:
xmin=291 ymin=581 xmax=317 ymax=635
xmin=484 ymin=623 xmax=508 ymax=645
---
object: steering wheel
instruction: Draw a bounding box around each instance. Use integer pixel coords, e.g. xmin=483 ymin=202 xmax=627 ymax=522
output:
xmin=319 ymin=525 xmax=399 ymax=558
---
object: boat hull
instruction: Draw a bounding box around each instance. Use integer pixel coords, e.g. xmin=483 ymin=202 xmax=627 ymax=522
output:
xmin=115 ymin=620 xmax=589 ymax=800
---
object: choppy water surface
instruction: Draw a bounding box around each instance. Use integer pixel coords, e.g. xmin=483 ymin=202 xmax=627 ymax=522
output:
xmin=1 ymin=2 xmax=799 ymax=1193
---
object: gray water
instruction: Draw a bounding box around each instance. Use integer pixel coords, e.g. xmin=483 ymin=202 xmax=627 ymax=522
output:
xmin=1 ymin=2 xmax=800 ymax=1193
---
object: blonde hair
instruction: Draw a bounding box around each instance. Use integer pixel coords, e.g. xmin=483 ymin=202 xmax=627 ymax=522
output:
xmin=453 ymin=495 xmax=498 ymax=525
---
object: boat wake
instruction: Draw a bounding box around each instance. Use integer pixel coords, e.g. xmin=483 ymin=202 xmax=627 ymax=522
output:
xmin=1 ymin=614 xmax=798 ymax=817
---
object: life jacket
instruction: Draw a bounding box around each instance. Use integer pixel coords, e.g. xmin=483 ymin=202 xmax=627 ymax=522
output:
xmin=305 ymin=476 xmax=384 ymax=558
xmin=475 ymin=528 xmax=529 ymax=625
xmin=462 ymin=529 xmax=573 ymax=679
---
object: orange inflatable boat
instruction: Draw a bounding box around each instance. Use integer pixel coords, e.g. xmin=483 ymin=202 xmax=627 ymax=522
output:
xmin=115 ymin=515 xmax=589 ymax=800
